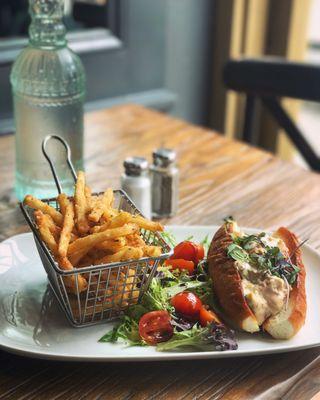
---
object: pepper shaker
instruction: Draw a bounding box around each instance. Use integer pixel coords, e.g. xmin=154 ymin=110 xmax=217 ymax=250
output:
xmin=150 ymin=148 xmax=179 ymax=218
xmin=121 ymin=157 xmax=151 ymax=218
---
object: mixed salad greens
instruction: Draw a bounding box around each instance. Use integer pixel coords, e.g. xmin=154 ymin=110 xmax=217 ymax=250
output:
xmin=99 ymin=234 xmax=238 ymax=352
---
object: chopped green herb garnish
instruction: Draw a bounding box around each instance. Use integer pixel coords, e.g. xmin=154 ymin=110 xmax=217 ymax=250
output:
xmin=228 ymin=233 xmax=300 ymax=285
xmin=233 ymin=233 xmax=265 ymax=250
xmin=227 ymin=243 xmax=250 ymax=263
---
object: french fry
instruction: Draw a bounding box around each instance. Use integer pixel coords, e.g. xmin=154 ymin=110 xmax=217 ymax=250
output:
xmin=57 ymin=256 xmax=87 ymax=293
xmin=69 ymin=247 xmax=91 ymax=266
xmin=25 ymin=195 xmax=63 ymax=226
xmin=133 ymin=215 xmax=164 ymax=232
xmin=122 ymin=246 xmax=144 ymax=260
xmin=87 ymin=196 xmax=100 ymax=228
xmin=95 ymin=246 xmax=143 ymax=265
xmin=121 ymin=268 xmax=140 ymax=302
xmin=57 ymin=193 xmax=67 ymax=215
xmin=102 ymin=211 xmax=133 ymax=231
xmin=102 ymin=267 xmax=139 ymax=306
xmin=70 ymin=232 xmax=78 ymax=243
xmin=68 ymin=223 xmax=138 ymax=255
xmin=92 ymin=213 xmax=127 ymax=233
xmin=92 ymin=212 xmax=131 ymax=233
xmin=58 ymin=194 xmax=75 ymax=257
xmin=35 ymin=210 xmax=58 ymax=254
xmin=93 ymin=212 xmax=163 ymax=233
xmin=37 ymin=200 xmax=77 ymax=243
xmin=68 ymin=223 xmax=139 ymax=265
xmin=102 ymin=207 xmax=118 ymax=222
xmin=97 ymin=269 xmax=130 ymax=308
xmin=85 ymin=185 xmax=92 ymax=212
xmin=105 ymin=188 xmax=114 ymax=207
xmin=95 ymin=237 xmax=126 ymax=252
xmin=74 ymin=171 xmax=90 ymax=234
xmin=88 ymin=195 xmax=103 ymax=223
xmin=39 ymin=212 xmax=61 ymax=242
xmin=126 ymin=233 xmax=146 ymax=248
xmin=35 ymin=210 xmax=87 ymax=293
xmin=88 ymin=188 xmax=114 ymax=223
xmin=94 ymin=248 xmax=128 ymax=265
xmin=142 ymin=245 xmax=162 ymax=257
xmin=76 ymin=254 xmax=94 ymax=268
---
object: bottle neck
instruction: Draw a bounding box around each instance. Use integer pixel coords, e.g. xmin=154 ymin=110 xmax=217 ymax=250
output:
xmin=28 ymin=0 xmax=67 ymax=48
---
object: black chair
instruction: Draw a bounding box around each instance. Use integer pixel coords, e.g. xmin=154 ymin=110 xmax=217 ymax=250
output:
xmin=223 ymin=57 xmax=320 ymax=171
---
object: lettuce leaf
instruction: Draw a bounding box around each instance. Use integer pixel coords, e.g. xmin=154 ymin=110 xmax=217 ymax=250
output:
xmin=99 ymin=316 xmax=145 ymax=346
xmin=140 ymin=277 xmax=174 ymax=313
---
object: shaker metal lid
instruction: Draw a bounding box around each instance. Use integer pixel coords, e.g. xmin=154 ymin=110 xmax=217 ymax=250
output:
xmin=152 ymin=148 xmax=176 ymax=166
xmin=123 ymin=156 xmax=149 ymax=176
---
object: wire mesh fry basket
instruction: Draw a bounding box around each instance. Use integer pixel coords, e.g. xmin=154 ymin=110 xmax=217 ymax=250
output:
xmin=20 ymin=135 xmax=173 ymax=327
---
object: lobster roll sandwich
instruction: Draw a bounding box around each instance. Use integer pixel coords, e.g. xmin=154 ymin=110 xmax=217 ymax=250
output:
xmin=208 ymin=219 xmax=306 ymax=339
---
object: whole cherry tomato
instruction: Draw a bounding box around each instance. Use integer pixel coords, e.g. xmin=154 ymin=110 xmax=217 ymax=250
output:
xmin=170 ymin=291 xmax=202 ymax=319
xmin=172 ymin=241 xmax=205 ymax=265
xmin=139 ymin=311 xmax=173 ymax=345
xmin=199 ymin=306 xmax=221 ymax=327
xmin=164 ymin=258 xmax=195 ymax=274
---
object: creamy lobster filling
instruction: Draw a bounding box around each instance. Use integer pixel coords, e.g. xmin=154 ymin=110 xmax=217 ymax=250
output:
xmin=238 ymin=262 xmax=288 ymax=325
xmin=234 ymin=235 xmax=290 ymax=325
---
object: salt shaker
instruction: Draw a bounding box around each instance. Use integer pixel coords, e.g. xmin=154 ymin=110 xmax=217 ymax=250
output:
xmin=150 ymin=148 xmax=179 ymax=218
xmin=121 ymin=157 xmax=151 ymax=218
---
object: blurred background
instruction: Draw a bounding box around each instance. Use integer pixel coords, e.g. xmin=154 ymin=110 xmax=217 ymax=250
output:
xmin=0 ymin=0 xmax=319 ymax=168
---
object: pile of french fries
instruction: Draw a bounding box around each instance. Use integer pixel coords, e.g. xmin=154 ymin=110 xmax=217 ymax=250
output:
xmin=24 ymin=171 xmax=164 ymax=298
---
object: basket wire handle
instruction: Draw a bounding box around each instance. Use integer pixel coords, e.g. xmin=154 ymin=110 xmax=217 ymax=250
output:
xmin=42 ymin=135 xmax=77 ymax=194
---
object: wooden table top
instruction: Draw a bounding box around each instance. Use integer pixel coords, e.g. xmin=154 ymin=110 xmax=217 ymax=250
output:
xmin=1 ymin=104 xmax=320 ymax=399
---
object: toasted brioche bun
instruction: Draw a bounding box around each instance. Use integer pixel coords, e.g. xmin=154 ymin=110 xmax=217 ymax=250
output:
xmin=262 ymin=227 xmax=306 ymax=339
xmin=208 ymin=222 xmax=306 ymax=339
xmin=208 ymin=221 xmax=260 ymax=333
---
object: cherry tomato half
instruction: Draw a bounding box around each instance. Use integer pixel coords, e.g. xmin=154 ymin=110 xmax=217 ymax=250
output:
xmin=139 ymin=311 xmax=173 ymax=345
xmin=171 ymin=291 xmax=202 ymax=319
xmin=199 ymin=306 xmax=221 ymax=327
xmin=172 ymin=241 xmax=205 ymax=265
xmin=164 ymin=258 xmax=195 ymax=274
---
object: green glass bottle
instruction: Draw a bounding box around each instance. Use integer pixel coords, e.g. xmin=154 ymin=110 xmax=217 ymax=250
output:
xmin=10 ymin=0 xmax=85 ymax=200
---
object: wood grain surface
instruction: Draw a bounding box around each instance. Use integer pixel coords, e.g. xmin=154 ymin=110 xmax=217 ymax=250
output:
xmin=1 ymin=104 xmax=320 ymax=400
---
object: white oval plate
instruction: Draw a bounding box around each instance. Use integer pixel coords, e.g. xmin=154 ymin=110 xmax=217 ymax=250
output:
xmin=0 ymin=226 xmax=319 ymax=362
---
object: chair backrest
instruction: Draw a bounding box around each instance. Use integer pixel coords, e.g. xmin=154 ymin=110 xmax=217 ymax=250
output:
xmin=223 ymin=57 xmax=320 ymax=171
xmin=224 ymin=57 xmax=320 ymax=102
